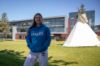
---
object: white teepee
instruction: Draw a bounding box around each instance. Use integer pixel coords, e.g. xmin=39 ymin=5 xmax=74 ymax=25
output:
xmin=63 ymin=21 xmax=100 ymax=47
xmin=63 ymin=5 xmax=100 ymax=47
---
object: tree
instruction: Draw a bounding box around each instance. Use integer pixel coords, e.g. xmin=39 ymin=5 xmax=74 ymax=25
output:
xmin=0 ymin=13 xmax=9 ymax=40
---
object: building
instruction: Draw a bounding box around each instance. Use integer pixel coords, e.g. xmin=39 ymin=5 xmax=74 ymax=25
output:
xmin=69 ymin=10 xmax=95 ymax=31
xmin=8 ymin=10 xmax=100 ymax=40
xmin=95 ymin=25 xmax=100 ymax=36
xmin=9 ymin=16 xmax=68 ymax=40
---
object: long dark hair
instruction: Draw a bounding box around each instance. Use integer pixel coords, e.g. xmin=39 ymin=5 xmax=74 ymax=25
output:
xmin=30 ymin=13 xmax=43 ymax=29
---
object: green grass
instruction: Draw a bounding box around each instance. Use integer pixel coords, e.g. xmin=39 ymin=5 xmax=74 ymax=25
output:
xmin=0 ymin=40 xmax=100 ymax=66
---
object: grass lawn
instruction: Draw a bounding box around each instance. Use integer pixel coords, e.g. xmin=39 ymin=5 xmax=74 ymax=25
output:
xmin=0 ymin=40 xmax=100 ymax=66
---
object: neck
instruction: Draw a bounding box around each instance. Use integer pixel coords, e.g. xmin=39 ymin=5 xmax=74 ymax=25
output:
xmin=36 ymin=23 xmax=42 ymax=27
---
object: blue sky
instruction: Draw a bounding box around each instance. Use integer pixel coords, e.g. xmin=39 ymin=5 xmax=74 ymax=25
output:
xmin=0 ymin=0 xmax=100 ymax=25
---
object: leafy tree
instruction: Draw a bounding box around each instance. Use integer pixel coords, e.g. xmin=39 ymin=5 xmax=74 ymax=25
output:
xmin=0 ymin=13 xmax=9 ymax=40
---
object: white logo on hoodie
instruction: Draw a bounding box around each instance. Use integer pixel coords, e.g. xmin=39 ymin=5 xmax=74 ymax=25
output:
xmin=31 ymin=32 xmax=43 ymax=36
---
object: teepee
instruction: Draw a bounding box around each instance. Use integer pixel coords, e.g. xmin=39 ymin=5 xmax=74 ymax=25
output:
xmin=63 ymin=5 xmax=100 ymax=47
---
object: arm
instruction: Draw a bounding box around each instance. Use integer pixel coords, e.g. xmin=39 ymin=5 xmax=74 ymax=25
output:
xmin=26 ymin=29 xmax=32 ymax=48
xmin=42 ymin=28 xmax=51 ymax=51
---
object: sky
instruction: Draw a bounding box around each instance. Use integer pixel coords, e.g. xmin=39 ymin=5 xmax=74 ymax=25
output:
xmin=0 ymin=0 xmax=100 ymax=25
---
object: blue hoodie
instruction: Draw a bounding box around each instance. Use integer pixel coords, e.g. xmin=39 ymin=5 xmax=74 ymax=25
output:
xmin=26 ymin=24 xmax=51 ymax=53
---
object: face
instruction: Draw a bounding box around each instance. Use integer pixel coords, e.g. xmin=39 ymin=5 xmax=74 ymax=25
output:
xmin=34 ymin=15 xmax=43 ymax=25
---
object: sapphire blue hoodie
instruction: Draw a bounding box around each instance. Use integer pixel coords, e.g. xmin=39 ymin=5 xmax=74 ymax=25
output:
xmin=26 ymin=24 xmax=51 ymax=53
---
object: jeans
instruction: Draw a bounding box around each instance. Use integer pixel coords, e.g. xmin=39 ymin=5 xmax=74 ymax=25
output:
xmin=23 ymin=50 xmax=48 ymax=66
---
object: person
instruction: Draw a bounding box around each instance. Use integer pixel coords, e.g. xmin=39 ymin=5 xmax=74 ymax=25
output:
xmin=24 ymin=13 xmax=51 ymax=66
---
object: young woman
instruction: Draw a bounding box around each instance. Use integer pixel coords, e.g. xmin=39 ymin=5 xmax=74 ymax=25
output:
xmin=24 ymin=13 xmax=51 ymax=66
